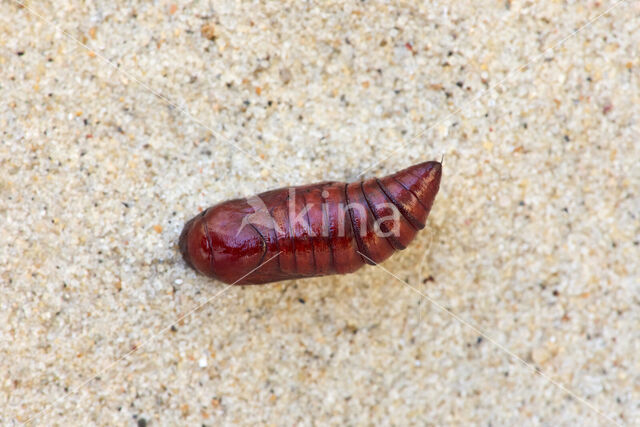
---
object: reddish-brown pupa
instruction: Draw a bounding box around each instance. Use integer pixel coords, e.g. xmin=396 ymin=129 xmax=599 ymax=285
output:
xmin=179 ymin=161 xmax=442 ymax=285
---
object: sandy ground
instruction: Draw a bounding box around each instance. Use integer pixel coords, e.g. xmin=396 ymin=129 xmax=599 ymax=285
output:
xmin=1 ymin=1 xmax=639 ymax=425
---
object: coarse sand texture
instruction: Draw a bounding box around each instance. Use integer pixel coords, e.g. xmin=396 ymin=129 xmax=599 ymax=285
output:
xmin=1 ymin=1 xmax=638 ymax=425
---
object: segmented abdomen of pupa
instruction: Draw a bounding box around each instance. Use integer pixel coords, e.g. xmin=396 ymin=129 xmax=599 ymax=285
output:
xmin=179 ymin=161 xmax=441 ymax=285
